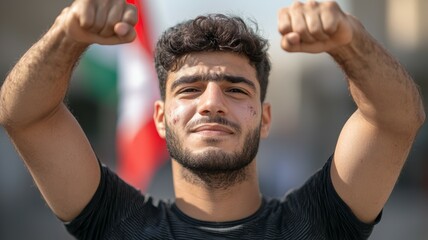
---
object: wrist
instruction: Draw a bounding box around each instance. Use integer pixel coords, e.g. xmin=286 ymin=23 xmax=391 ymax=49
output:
xmin=328 ymin=16 xmax=377 ymax=78
xmin=327 ymin=16 xmax=371 ymax=63
xmin=48 ymin=8 xmax=90 ymax=54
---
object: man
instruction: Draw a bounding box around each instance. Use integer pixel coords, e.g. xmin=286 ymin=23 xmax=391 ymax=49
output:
xmin=0 ymin=0 xmax=424 ymax=239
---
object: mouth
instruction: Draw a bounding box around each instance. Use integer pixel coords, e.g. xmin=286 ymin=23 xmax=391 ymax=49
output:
xmin=191 ymin=124 xmax=234 ymax=135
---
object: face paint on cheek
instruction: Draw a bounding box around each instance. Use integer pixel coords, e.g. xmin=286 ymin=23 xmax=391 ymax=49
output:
xmin=167 ymin=102 xmax=188 ymax=126
xmin=167 ymin=110 xmax=180 ymax=125
xmin=247 ymin=105 xmax=257 ymax=117
xmin=172 ymin=115 xmax=179 ymax=125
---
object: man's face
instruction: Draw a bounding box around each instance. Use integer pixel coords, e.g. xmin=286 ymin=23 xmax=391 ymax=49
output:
xmin=154 ymin=52 xmax=271 ymax=178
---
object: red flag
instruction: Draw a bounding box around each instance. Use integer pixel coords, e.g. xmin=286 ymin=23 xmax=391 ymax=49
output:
xmin=117 ymin=0 xmax=167 ymax=190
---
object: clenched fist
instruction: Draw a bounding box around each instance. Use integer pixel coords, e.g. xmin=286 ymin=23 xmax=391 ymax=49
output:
xmin=58 ymin=0 xmax=138 ymax=45
xmin=278 ymin=1 xmax=357 ymax=53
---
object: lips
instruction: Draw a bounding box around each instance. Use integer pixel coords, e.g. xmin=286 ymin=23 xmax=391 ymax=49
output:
xmin=191 ymin=124 xmax=234 ymax=134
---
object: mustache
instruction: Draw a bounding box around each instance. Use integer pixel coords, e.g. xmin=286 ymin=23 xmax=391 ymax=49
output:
xmin=187 ymin=116 xmax=241 ymax=134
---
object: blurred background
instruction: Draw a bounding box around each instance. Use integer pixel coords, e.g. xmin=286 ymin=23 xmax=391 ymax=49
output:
xmin=1 ymin=0 xmax=427 ymax=239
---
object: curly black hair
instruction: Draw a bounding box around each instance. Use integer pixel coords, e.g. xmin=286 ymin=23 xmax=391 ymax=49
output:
xmin=154 ymin=14 xmax=271 ymax=102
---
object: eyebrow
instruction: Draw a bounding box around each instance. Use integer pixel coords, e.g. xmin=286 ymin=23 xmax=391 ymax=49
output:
xmin=170 ymin=73 xmax=256 ymax=92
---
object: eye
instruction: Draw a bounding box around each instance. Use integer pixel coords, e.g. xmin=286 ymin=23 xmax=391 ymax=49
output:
xmin=175 ymin=87 xmax=202 ymax=98
xmin=227 ymin=88 xmax=247 ymax=95
xmin=179 ymin=88 xmax=200 ymax=93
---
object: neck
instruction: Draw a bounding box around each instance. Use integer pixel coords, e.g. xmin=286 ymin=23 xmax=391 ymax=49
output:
xmin=172 ymin=160 xmax=261 ymax=222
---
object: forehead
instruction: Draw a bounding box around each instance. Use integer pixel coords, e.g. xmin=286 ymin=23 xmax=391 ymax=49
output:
xmin=166 ymin=52 xmax=258 ymax=88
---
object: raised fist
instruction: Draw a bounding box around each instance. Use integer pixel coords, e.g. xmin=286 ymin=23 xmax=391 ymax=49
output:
xmin=58 ymin=0 xmax=138 ymax=45
xmin=278 ymin=1 xmax=357 ymax=53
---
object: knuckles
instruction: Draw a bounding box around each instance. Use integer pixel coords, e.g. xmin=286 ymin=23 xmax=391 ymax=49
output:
xmin=277 ymin=1 xmax=352 ymax=52
xmin=278 ymin=1 xmax=345 ymax=35
xmin=282 ymin=1 xmax=342 ymax=17
xmin=306 ymin=1 xmax=318 ymax=8
xmin=290 ymin=1 xmax=303 ymax=10
xmin=61 ymin=0 xmax=137 ymax=44
xmin=322 ymin=1 xmax=340 ymax=12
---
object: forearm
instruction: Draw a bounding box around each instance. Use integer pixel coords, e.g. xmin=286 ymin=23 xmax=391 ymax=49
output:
xmin=329 ymin=19 xmax=425 ymax=134
xmin=0 ymin=14 xmax=88 ymax=129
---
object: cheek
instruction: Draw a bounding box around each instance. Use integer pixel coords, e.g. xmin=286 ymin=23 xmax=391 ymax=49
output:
xmin=169 ymin=111 xmax=180 ymax=125
xmin=167 ymin=101 xmax=192 ymax=125
xmin=247 ymin=105 xmax=258 ymax=118
xmin=236 ymin=104 xmax=260 ymax=124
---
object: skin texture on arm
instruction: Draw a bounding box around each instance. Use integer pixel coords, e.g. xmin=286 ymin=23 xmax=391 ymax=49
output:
xmin=278 ymin=1 xmax=425 ymax=223
xmin=0 ymin=0 xmax=137 ymax=222
xmin=329 ymin=25 xmax=425 ymax=223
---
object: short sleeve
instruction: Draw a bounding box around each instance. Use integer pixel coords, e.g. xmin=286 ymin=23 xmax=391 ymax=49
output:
xmin=285 ymin=156 xmax=382 ymax=240
xmin=65 ymin=164 xmax=145 ymax=240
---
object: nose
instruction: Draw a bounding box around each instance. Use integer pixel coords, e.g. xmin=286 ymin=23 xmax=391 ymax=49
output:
xmin=197 ymin=82 xmax=228 ymax=116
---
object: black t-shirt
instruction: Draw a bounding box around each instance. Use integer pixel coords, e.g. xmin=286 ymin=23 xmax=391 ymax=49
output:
xmin=65 ymin=157 xmax=380 ymax=239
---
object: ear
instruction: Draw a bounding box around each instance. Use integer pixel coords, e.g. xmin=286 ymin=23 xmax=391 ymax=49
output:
xmin=154 ymin=100 xmax=166 ymax=139
xmin=260 ymin=103 xmax=271 ymax=138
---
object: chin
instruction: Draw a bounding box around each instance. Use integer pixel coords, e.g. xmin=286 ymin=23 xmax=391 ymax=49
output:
xmin=192 ymin=146 xmax=233 ymax=155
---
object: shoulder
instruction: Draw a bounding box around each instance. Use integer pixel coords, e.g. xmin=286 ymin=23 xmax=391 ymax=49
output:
xmin=265 ymin=156 xmax=379 ymax=239
xmin=96 ymin=164 xmax=172 ymax=217
xmin=66 ymin=163 xmax=173 ymax=239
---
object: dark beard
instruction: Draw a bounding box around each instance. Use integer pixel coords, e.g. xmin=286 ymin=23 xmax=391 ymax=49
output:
xmin=165 ymin=118 xmax=261 ymax=190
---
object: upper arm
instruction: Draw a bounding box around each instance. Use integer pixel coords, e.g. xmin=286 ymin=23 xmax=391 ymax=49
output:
xmin=331 ymin=110 xmax=416 ymax=223
xmin=6 ymin=103 xmax=100 ymax=222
